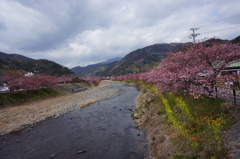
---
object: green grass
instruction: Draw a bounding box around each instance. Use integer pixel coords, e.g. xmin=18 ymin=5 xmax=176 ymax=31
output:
xmin=134 ymin=81 xmax=236 ymax=159
xmin=0 ymin=88 xmax=59 ymax=107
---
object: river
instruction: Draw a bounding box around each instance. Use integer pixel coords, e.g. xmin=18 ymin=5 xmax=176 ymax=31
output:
xmin=0 ymin=82 xmax=146 ymax=159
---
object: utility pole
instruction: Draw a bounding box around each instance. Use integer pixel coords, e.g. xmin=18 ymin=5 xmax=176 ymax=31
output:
xmin=189 ymin=28 xmax=200 ymax=44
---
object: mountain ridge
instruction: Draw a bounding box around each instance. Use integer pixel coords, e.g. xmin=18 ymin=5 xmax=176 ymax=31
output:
xmin=0 ymin=52 xmax=73 ymax=76
xmin=71 ymin=36 xmax=240 ymax=76
xmin=71 ymin=42 xmax=185 ymax=76
xmin=0 ymin=52 xmax=34 ymax=61
xmin=99 ymin=57 xmax=122 ymax=64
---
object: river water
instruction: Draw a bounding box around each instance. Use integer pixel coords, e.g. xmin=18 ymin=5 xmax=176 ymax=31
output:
xmin=0 ymin=82 xmax=146 ymax=159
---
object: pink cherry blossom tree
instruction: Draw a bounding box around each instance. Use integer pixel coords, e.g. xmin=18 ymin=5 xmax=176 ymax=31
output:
xmin=147 ymin=40 xmax=240 ymax=98
xmin=0 ymin=71 xmax=23 ymax=85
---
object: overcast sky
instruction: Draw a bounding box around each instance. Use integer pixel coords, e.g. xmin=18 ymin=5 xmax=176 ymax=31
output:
xmin=0 ymin=0 xmax=240 ymax=68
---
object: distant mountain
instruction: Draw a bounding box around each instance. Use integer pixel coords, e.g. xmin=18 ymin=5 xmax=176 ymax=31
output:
xmin=0 ymin=52 xmax=34 ymax=61
xmin=0 ymin=52 xmax=73 ymax=76
xmin=105 ymin=43 xmax=184 ymax=76
xmin=72 ymin=43 xmax=185 ymax=76
xmin=71 ymin=57 xmax=122 ymax=76
xmin=99 ymin=57 xmax=122 ymax=64
xmin=231 ymin=36 xmax=240 ymax=43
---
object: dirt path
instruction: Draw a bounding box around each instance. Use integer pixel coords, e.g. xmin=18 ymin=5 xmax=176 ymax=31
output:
xmin=224 ymin=108 xmax=240 ymax=159
xmin=0 ymin=82 xmax=121 ymax=135
xmin=0 ymin=82 xmax=145 ymax=159
xmin=225 ymin=123 xmax=240 ymax=159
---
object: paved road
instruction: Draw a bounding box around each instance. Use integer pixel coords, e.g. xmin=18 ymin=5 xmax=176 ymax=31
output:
xmin=0 ymin=82 xmax=146 ymax=159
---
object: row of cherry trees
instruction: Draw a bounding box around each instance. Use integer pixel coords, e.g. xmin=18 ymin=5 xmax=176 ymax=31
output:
xmin=0 ymin=71 xmax=105 ymax=92
xmin=0 ymin=71 xmax=72 ymax=92
xmin=83 ymin=77 xmax=103 ymax=84
xmin=111 ymin=40 xmax=240 ymax=98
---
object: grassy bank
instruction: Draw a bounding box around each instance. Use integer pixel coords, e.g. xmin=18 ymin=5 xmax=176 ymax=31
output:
xmin=0 ymin=88 xmax=59 ymax=107
xmin=132 ymin=81 xmax=236 ymax=159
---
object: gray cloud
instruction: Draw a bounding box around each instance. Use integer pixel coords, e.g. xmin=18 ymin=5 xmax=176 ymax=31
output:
xmin=0 ymin=0 xmax=240 ymax=68
xmin=0 ymin=15 xmax=7 ymax=31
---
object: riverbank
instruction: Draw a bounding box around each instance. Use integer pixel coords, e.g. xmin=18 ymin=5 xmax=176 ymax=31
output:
xmin=133 ymin=84 xmax=177 ymax=158
xmin=132 ymin=81 xmax=237 ymax=159
xmin=0 ymin=82 xmax=122 ymax=135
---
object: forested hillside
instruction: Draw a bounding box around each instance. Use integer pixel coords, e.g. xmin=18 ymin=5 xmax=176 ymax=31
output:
xmin=0 ymin=52 xmax=73 ymax=76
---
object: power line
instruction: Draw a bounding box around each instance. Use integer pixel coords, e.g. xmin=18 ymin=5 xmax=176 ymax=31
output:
xmin=179 ymin=13 xmax=240 ymax=44
xmin=182 ymin=36 xmax=191 ymax=43
xmin=197 ymin=13 xmax=240 ymax=40
xmin=199 ymin=13 xmax=240 ymax=29
xmin=200 ymin=25 xmax=240 ymax=35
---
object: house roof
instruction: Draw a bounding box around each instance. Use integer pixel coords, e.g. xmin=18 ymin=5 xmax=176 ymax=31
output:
xmin=229 ymin=61 xmax=240 ymax=67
